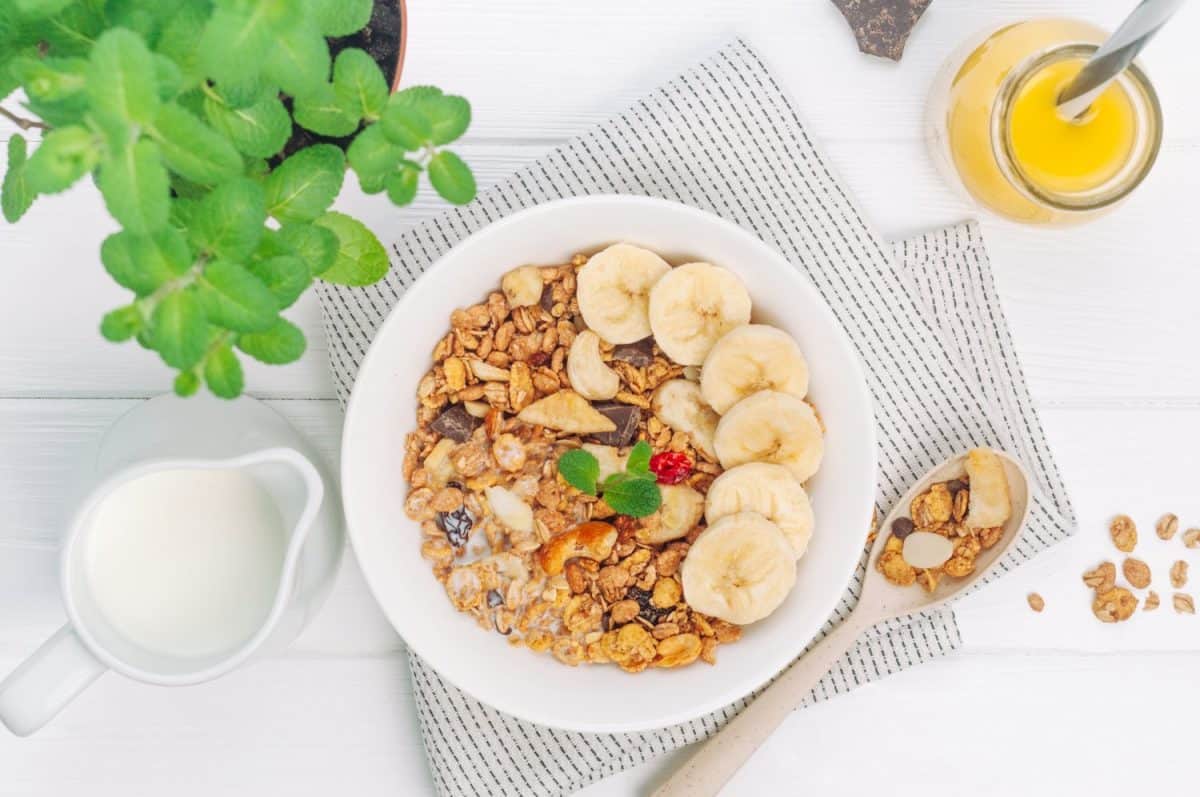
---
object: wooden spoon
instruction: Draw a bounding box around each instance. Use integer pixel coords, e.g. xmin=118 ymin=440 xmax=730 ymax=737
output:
xmin=653 ymin=449 xmax=1031 ymax=797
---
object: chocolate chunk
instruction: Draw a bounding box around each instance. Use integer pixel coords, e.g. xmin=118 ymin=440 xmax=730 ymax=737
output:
xmin=944 ymin=479 xmax=967 ymax=494
xmin=891 ymin=516 xmax=915 ymax=539
xmin=611 ymin=337 xmax=655 ymax=368
xmin=436 ymin=506 xmax=474 ymax=547
xmin=831 ymin=0 xmax=932 ymax=61
xmin=588 ymin=403 xmax=642 ymax=447
xmin=429 ymin=404 xmax=481 ymax=443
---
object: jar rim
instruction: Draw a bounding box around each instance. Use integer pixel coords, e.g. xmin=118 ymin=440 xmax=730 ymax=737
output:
xmin=991 ymin=43 xmax=1163 ymax=213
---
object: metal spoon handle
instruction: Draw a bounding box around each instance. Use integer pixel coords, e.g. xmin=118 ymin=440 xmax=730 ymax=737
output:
xmin=1057 ymin=0 xmax=1185 ymax=119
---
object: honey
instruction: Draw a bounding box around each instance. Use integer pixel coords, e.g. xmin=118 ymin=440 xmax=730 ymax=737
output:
xmin=927 ymin=19 xmax=1162 ymax=226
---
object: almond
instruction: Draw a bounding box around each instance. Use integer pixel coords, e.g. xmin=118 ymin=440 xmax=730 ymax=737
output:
xmin=517 ymin=391 xmax=617 ymax=434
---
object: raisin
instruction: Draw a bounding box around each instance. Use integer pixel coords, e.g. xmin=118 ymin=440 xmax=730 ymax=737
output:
xmin=626 ymin=586 xmax=669 ymax=624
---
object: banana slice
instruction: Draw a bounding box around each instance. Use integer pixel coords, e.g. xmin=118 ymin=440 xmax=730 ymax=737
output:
xmin=705 ymin=463 xmax=815 ymax=559
xmin=648 ymin=262 xmax=752 ymax=365
xmin=636 ymin=484 xmax=705 ymax=545
xmin=713 ymin=391 xmax=824 ymax=483
xmin=700 ymin=325 xmax=810 ymax=414
xmin=576 ymin=243 xmax=671 ymax=344
xmin=567 ymin=330 xmax=620 ymax=400
xmin=680 ymin=511 xmax=796 ymax=625
xmin=651 ymin=379 xmax=720 ymax=461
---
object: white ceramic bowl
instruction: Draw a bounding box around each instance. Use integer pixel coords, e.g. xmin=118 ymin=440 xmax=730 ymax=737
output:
xmin=342 ymin=196 xmax=876 ymax=732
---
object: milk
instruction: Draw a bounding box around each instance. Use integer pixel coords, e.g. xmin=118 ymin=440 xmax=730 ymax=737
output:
xmin=83 ymin=468 xmax=287 ymax=659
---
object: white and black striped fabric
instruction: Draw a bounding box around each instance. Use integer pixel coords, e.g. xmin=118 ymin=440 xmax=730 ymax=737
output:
xmin=316 ymin=39 xmax=1076 ymax=797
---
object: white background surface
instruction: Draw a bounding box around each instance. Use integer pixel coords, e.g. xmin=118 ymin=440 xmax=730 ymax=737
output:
xmin=2 ymin=1 xmax=1199 ymax=794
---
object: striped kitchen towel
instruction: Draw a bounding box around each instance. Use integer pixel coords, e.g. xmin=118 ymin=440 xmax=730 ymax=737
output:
xmin=316 ymin=38 xmax=1076 ymax=797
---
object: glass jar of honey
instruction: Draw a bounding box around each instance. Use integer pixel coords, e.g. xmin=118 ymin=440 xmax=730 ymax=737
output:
xmin=927 ymin=19 xmax=1162 ymax=225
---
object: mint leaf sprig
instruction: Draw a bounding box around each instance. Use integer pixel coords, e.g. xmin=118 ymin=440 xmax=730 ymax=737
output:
xmin=0 ymin=1 xmax=477 ymax=399
xmin=558 ymin=441 xmax=662 ymax=518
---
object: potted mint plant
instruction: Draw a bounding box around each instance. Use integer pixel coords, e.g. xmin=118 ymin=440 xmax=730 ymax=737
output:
xmin=0 ymin=0 xmax=474 ymax=398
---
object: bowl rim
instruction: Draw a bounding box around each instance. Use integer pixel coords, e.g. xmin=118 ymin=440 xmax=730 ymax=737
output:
xmin=341 ymin=194 xmax=878 ymax=732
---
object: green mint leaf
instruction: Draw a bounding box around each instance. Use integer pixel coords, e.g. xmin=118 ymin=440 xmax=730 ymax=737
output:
xmin=2 ymin=135 xmax=36 ymax=223
xmin=427 ymin=150 xmax=476 ymax=205
xmin=600 ymin=472 xmax=662 ymax=518
xmin=380 ymin=99 xmax=431 ymax=150
xmin=196 ymin=258 xmax=279 ymax=333
xmin=203 ymin=342 xmax=244 ymax=398
xmin=150 ymin=288 xmax=209 ymax=369
xmin=333 ymin=48 xmax=388 ymax=121
xmin=384 ymin=165 xmax=419 ymax=206
xmin=391 ymin=85 xmax=444 ymax=107
xmin=213 ymin=71 xmax=271 ymax=110
xmin=13 ymin=55 xmax=87 ymax=104
xmin=101 ymin=0 xmax=170 ymax=41
xmin=311 ymin=0 xmax=372 ymax=37
xmin=265 ymin=143 xmax=346 ymax=223
xmin=557 ymin=449 xmax=600 ymax=496
xmin=153 ymin=54 xmax=183 ymax=101
xmin=100 ymin=227 xmax=192 ymax=296
xmin=15 ymin=0 xmax=75 ymax=17
xmin=625 ymin=440 xmax=653 ymax=475
xmin=198 ymin=7 xmax=271 ymax=91
xmin=96 ymin=140 xmax=170 ymax=235
xmin=169 ymin=196 xmax=199 ymax=229
xmin=263 ymin=20 xmax=330 ymax=100
xmin=312 ymin=211 xmax=389 ymax=286
xmin=86 ymin=28 xmax=159 ymax=128
xmin=156 ymin=3 xmax=210 ymax=85
xmin=189 ymin=177 xmax=266 ymax=259
xmin=246 ymin=254 xmax=310 ymax=309
xmin=174 ymin=369 xmax=200 ymax=397
xmin=31 ymin=2 xmax=106 ymax=58
xmin=293 ymin=82 xmax=361 ymax=137
xmin=237 ymin=317 xmax=306 ymax=364
xmin=150 ymin=103 xmax=243 ymax=186
xmin=347 ymin=124 xmax=401 ymax=188
xmin=99 ymin=305 xmax=143 ymax=342
xmin=203 ymin=92 xmax=291 ymax=159
xmin=424 ymin=95 xmax=471 ymax=145
xmin=24 ymin=126 xmax=99 ymax=194
xmin=277 ymin=222 xmax=339 ymax=276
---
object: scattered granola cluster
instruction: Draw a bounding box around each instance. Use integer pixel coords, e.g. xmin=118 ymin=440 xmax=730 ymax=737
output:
xmin=1078 ymin=513 xmax=1197 ymax=622
xmin=402 ymin=255 xmax=742 ymax=671
xmin=876 ymin=471 xmax=1005 ymax=593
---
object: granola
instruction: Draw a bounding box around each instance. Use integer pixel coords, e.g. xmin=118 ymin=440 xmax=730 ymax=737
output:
xmin=403 ymin=252 xmax=764 ymax=671
xmin=876 ymin=448 xmax=1010 ymax=594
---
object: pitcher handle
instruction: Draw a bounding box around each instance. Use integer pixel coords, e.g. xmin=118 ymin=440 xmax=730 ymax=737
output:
xmin=0 ymin=625 xmax=107 ymax=736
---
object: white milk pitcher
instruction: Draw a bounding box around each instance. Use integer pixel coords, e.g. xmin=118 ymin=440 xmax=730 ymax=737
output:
xmin=0 ymin=394 xmax=343 ymax=736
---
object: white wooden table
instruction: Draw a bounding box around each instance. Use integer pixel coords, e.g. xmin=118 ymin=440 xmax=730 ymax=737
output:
xmin=3 ymin=2 xmax=1199 ymax=794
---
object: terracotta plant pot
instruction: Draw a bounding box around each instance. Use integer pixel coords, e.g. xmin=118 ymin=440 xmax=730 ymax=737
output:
xmin=277 ymin=0 xmax=408 ymax=160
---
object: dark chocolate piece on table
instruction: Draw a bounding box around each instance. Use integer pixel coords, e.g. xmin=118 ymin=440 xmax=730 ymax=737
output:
xmin=589 ymin=403 xmax=642 ymax=447
xmin=611 ymin=337 xmax=655 ymax=368
xmin=430 ymin=404 xmax=482 ymax=443
xmin=831 ymin=0 xmax=932 ymax=62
